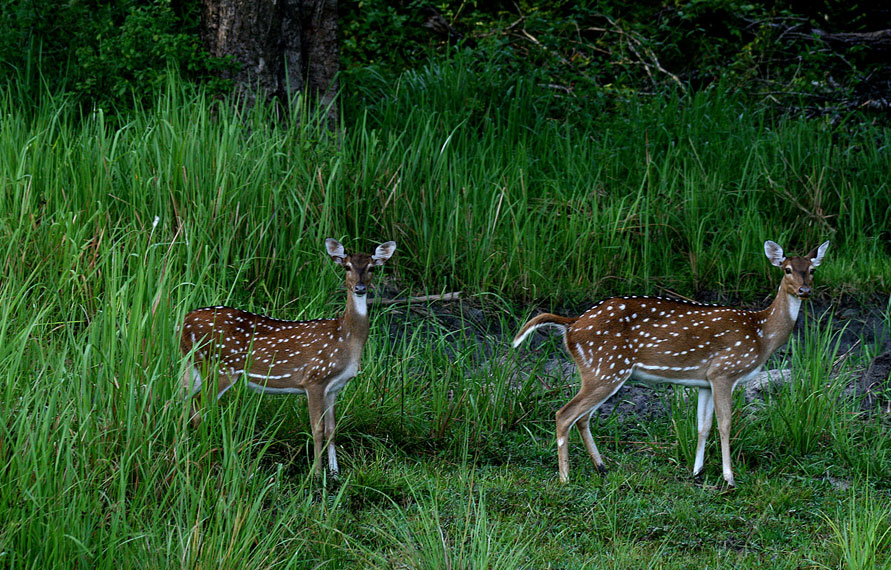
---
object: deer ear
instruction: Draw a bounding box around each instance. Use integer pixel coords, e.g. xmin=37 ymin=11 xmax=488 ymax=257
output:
xmin=372 ymin=241 xmax=396 ymax=266
xmin=325 ymin=238 xmax=347 ymax=266
xmin=764 ymin=241 xmax=786 ymax=267
xmin=809 ymin=240 xmax=830 ymax=267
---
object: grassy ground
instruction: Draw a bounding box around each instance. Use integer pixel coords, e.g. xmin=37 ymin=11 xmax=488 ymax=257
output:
xmin=1 ymin=62 xmax=890 ymax=568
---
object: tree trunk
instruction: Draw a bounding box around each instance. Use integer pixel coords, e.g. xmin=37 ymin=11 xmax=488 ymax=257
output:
xmin=200 ymin=0 xmax=338 ymax=120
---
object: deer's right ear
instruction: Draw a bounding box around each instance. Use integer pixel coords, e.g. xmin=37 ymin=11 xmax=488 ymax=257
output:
xmin=325 ymin=238 xmax=347 ymax=266
xmin=764 ymin=241 xmax=786 ymax=267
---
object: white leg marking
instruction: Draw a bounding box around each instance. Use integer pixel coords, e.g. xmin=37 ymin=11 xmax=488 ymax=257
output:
xmin=328 ymin=443 xmax=339 ymax=474
xmin=693 ymin=387 xmax=714 ymax=475
xmin=324 ymin=391 xmax=339 ymax=474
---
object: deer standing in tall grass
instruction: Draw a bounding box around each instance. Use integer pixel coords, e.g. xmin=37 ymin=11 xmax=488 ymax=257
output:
xmin=180 ymin=238 xmax=396 ymax=476
xmin=513 ymin=240 xmax=829 ymax=486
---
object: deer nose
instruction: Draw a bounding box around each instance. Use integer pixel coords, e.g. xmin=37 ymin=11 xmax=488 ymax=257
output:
xmin=798 ymin=286 xmax=811 ymax=297
xmin=354 ymin=283 xmax=367 ymax=296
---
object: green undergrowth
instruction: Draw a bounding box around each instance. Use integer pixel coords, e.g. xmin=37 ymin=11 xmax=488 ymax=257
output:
xmin=1 ymin=69 xmax=889 ymax=567
xmin=3 ymin=66 xmax=889 ymax=310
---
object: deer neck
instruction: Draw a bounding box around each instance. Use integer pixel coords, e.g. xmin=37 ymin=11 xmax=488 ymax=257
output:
xmin=758 ymin=282 xmax=801 ymax=354
xmin=341 ymin=290 xmax=370 ymax=354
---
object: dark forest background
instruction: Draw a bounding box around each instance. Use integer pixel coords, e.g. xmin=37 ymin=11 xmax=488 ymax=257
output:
xmin=2 ymin=0 xmax=889 ymax=121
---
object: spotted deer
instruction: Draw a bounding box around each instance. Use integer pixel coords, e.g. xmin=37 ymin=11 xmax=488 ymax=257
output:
xmin=180 ymin=238 xmax=396 ymax=475
xmin=513 ymin=240 xmax=829 ymax=486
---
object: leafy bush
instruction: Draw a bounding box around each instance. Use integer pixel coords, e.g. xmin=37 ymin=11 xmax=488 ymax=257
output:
xmin=340 ymin=0 xmax=891 ymax=119
xmin=0 ymin=0 xmax=231 ymax=111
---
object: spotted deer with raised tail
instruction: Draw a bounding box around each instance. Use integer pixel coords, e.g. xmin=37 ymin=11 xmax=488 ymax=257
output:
xmin=513 ymin=240 xmax=829 ymax=487
xmin=180 ymin=238 xmax=396 ymax=476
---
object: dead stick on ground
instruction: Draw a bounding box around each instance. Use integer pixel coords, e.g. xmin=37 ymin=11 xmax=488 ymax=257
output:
xmin=371 ymin=292 xmax=463 ymax=305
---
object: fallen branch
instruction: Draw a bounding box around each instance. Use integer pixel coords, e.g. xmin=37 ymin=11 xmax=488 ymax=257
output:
xmin=372 ymin=291 xmax=462 ymax=305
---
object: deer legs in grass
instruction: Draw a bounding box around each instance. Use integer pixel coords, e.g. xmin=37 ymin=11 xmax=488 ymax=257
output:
xmin=305 ymin=385 xmax=339 ymax=474
xmin=693 ymin=387 xmax=715 ymax=480
xmin=180 ymin=238 xmax=396 ymax=476
xmin=515 ymin=240 xmax=829 ymax=486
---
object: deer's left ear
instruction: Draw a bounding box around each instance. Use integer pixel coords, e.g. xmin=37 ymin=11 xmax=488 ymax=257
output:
xmin=372 ymin=241 xmax=396 ymax=266
xmin=809 ymin=240 xmax=830 ymax=267
xmin=325 ymin=238 xmax=347 ymax=266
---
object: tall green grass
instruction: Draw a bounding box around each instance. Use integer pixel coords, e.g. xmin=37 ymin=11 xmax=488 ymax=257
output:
xmin=4 ymin=63 xmax=889 ymax=312
xmin=765 ymin=313 xmax=853 ymax=455
xmin=1 ymin=59 xmax=889 ymax=568
xmin=821 ymin=483 xmax=891 ymax=570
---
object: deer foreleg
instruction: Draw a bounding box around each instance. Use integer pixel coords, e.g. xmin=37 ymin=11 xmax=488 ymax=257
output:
xmin=324 ymin=391 xmax=339 ymax=475
xmin=306 ymin=386 xmax=327 ymax=475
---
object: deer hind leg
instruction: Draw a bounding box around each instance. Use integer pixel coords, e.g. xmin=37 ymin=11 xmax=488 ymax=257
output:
xmin=181 ymin=365 xmax=202 ymax=426
xmin=578 ymin=411 xmax=607 ymax=474
xmin=555 ymin=369 xmax=627 ymax=482
xmin=692 ymin=386 xmax=715 ymax=480
xmin=183 ymin=363 xmax=236 ymax=427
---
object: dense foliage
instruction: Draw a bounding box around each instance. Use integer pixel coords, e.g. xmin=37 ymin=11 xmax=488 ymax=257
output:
xmin=341 ymin=0 xmax=890 ymax=119
xmin=0 ymin=0 xmax=231 ymax=110
xmin=2 ymin=0 xmax=889 ymax=117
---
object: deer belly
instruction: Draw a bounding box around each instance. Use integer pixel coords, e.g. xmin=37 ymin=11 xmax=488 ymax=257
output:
xmin=731 ymin=366 xmax=764 ymax=389
xmin=245 ymin=379 xmax=307 ymax=395
xmin=629 ymin=366 xmax=710 ymax=388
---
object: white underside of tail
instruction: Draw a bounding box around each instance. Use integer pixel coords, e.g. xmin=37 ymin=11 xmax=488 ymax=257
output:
xmin=513 ymin=321 xmax=568 ymax=348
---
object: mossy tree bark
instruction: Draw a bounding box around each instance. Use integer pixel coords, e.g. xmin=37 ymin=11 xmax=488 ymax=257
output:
xmin=200 ymin=0 xmax=338 ymax=121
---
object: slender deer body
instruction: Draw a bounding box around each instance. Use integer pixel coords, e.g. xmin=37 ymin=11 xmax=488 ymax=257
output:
xmin=513 ymin=240 xmax=829 ymax=486
xmin=180 ymin=238 xmax=396 ymax=475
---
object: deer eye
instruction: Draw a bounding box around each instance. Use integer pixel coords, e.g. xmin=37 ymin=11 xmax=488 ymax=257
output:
xmin=809 ymin=268 xmax=815 ymax=275
xmin=784 ymin=268 xmax=792 ymax=275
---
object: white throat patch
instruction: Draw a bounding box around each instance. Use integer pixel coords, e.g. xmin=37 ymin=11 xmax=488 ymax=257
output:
xmin=787 ymin=294 xmax=802 ymax=321
xmin=353 ymin=294 xmax=368 ymax=317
